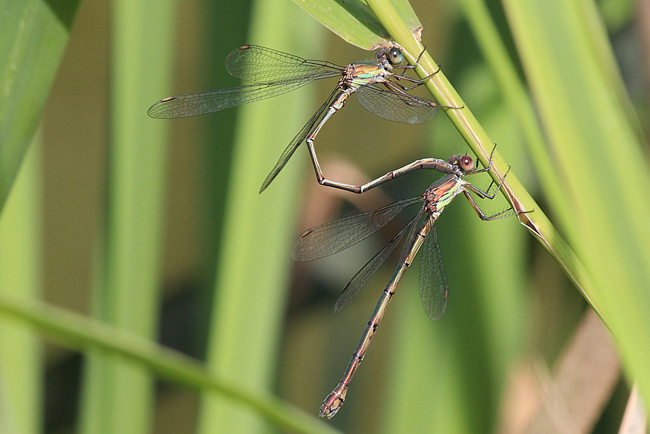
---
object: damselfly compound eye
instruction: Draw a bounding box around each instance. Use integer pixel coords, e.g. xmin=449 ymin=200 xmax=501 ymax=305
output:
xmin=388 ymin=48 xmax=403 ymax=65
xmin=459 ymin=155 xmax=474 ymax=171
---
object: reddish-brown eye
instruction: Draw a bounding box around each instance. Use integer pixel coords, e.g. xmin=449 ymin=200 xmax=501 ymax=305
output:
xmin=459 ymin=155 xmax=474 ymax=171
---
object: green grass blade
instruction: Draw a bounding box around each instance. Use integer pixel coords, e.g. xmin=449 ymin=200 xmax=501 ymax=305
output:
xmin=292 ymin=0 xmax=421 ymax=49
xmin=501 ymin=0 xmax=650 ymax=411
xmin=0 ymin=0 xmax=80 ymax=210
xmin=0 ymin=134 xmax=42 ymax=434
xmin=0 ymin=294 xmax=342 ymax=434
xmin=457 ymin=0 xmax=574 ymax=234
xmin=78 ymin=0 xmax=175 ymax=433
xmin=196 ymin=1 xmax=328 ymax=432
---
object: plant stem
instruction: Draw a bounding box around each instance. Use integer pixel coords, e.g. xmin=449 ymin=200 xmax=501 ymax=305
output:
xmin=364 ymin=0 xmax=603 ymax=323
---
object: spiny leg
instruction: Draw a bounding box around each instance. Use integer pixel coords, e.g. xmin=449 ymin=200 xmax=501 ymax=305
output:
xmin=462 ymin=191 xmax=520 ymax=221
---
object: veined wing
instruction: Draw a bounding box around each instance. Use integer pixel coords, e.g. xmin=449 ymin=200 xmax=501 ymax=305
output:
xmin=259 ymin=88 xmax=341 ymax=193
xmin=356 ymin=85 xmax=439 ymax=124
xmin=334 ymin=212 xmax=421 ymax=313
xmin=148 ymin=80 xmax=315 ymax=119
xmin=225 ymin=45 xmax=342 ymax=84
xmin=398 ymin=207 xmax=426 ymax=264
xmin=418 ymin=219 xmax=449 ymax=321
xmin=292 ymin=197 xmax=422 ymax=261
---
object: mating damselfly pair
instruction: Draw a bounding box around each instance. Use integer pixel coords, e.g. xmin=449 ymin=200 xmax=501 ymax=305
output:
xmin=149 ymin=45 xmax=520 ymax=419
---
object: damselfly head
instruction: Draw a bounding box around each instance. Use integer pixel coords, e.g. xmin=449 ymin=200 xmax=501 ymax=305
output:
xmin=447 ymin=155 xmax=474 ymax=172
xmin=377 ymin=47 xmax=404 ymax=65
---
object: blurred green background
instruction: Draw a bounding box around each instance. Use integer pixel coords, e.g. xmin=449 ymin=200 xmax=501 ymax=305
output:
xmin=0 ymin=0 xmax=647 ymax=433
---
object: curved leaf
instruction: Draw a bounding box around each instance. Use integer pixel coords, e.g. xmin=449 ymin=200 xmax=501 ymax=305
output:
xmin=292 ymin=0 xmax=421 ymax=49
xmin=0 ymin=0 xmax=80 ymax=210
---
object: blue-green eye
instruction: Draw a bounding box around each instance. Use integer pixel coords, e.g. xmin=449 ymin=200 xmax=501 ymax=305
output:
xmin=388 ymin=48 xmax=403 ymax=65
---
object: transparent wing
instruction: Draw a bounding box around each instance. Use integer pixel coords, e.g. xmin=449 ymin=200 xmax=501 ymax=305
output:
xmin=398 ymin=208 xmax=427 ymax=265
xmin=292 ymin=196 xmax=422 ymax=261
xmin=418 ymin=220 xmax=449 ymax=321
xmin=334 ymin=213 xmax=420 ymax=313
xmin=259 ymin=89 xmax=340 ymax=193
xmin=225 ymin=45 xmax=342 ymax=84
xmin=148 ymin=46 xmax=342 ymax=119
xmin=356 ymin=85 xmax=439 ymax=124
xmin=148 ymin=81 xmax=313 ymax=119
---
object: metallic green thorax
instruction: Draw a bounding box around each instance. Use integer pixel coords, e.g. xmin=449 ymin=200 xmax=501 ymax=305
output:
xmin=343 ymin=59 xmax=393 ymax=89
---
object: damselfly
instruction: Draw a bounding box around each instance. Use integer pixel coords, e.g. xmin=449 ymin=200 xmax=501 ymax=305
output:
xmin=148 ymin=45 xmax=453 ymax=193
xmin=292 ymin=150 xmax=517 ymax=418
